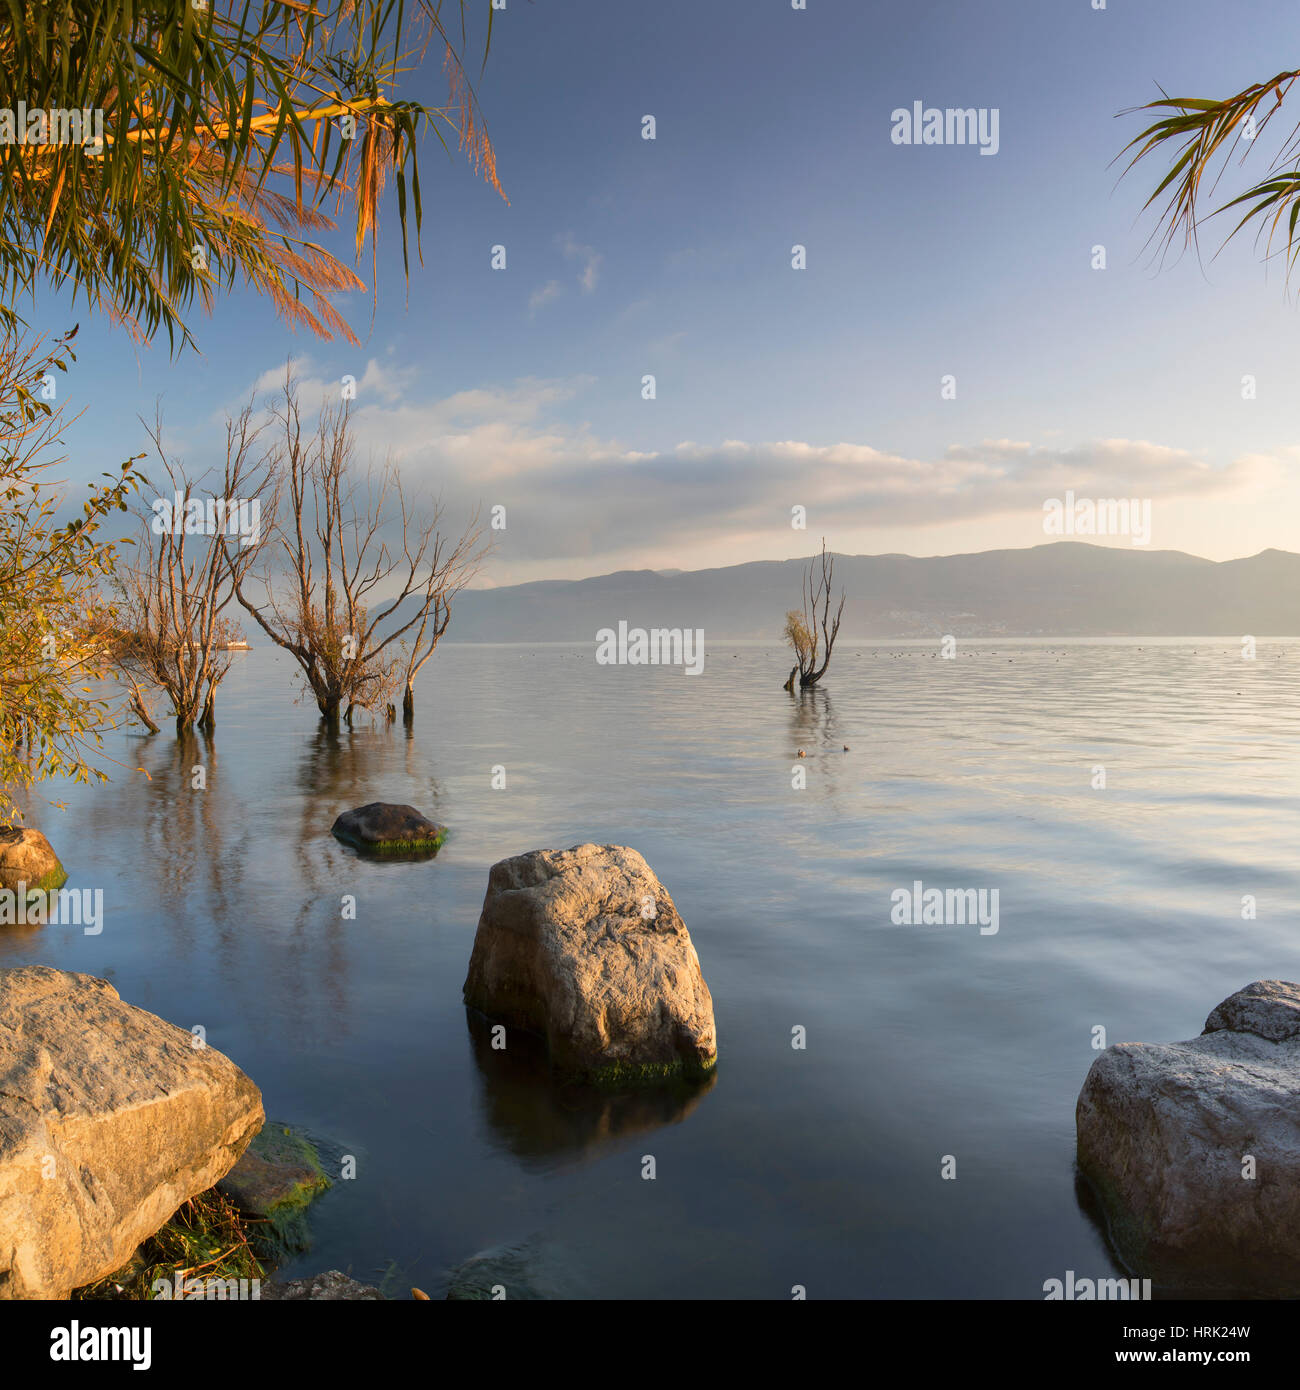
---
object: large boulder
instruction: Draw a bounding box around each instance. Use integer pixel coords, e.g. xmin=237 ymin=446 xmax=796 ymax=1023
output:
xmin=1076 ymin=979 xmax=1300 ymax=1295
xmin=330 ymin=803 xmax=446 ymax=856
xmin=462 ymin=844 xmax=717 ymax=1085
xmin=0 ymin=828 xmax=66 ymax=895
xmin=0 ymin=967 xmax=263 ymax=1299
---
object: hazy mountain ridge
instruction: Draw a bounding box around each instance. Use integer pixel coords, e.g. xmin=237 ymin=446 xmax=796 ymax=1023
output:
xmin=426 ymin=543 xmax=1300 ymax=641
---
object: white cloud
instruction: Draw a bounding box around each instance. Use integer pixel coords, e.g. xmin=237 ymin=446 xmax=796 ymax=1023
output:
xmin=559 ymin=234 xmax=602 ymax=293
xmin=236 ymin=357 xmax=410 ymax=417
xmin=229 ymin=364 xmax=1295 ymax=580
xmin=528 ymin=279 xmax=563 ymax=315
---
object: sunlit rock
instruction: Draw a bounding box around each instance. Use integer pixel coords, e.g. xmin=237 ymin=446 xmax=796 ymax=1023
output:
xmin=0 ymin=827 xmax=66 ymax=895
xmin=0 ymin=967 xmax=262 ymax=1299
xmin=463 ymin=844 xmax=717 ymax=1086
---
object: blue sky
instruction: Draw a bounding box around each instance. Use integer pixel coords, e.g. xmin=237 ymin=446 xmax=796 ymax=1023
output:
xmin=30 ymin=0 xmax=1300 ymax=581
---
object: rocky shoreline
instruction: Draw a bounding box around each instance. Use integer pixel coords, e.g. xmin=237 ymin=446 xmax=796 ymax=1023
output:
xmin=1 ymin=813 xmax=718 ymax=1300
xmin=13 ymin=806 xmax=1299 ymax=1299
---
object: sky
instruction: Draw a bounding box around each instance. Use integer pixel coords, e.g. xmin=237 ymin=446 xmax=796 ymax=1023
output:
xmin=28 ymin=0 xmax=1300 ymax=584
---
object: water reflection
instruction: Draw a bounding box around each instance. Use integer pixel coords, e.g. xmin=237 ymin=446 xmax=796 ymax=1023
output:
xmin=786 ymin=684 xmax=859 ymax=808
xmin=3 ymin=640 xmax=1297 ymax=1296
xmin=464 ymin=1007 xmax=716 ymax=1168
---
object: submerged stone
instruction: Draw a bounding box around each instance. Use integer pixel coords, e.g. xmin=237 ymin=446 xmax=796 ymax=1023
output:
xmin=261 ymin=1270 xmax=383 ymax=1300
xmin=330 ymin=803 xmax=446 ymax=857
xmin=446 ymin=1239 xmax=584 ymax=1300
xmin=217 ymin=1121 xmax=331 ymax=1253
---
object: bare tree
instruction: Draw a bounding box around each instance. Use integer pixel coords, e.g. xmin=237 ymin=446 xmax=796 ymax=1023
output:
xmin=783 ymin=539 xmax=846 ymax=691
xmin=397 ymin=517 xmax=484 ymax=724
xmin=237 ymin=377 xmax=488 ymax=727
xmin=113 ymin=405 xmax=273 ymax=732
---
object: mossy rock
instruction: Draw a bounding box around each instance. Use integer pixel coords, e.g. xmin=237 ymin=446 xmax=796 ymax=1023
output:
xmin=334 ymin=827 xmax=447 ymax=858
xmin=330 ymin=803 xmax=447 ymax=858
xmin=584 ymin=1052 xmax=717 ymax=1089
xmin=0 ymin=827 xmax=68 ymax=900
xmin=0 ymin=864 xmax=69 ymax=924
xmin=22 ymin=863 xmax=69 ymax=895
xmin=217 ymin=1122 xmax=332 ymax=1255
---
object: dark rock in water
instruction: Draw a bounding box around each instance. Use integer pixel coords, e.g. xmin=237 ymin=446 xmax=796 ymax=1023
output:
xmin=330 ymin=803 xmax=446 ymax=856
xmin=1077 ymin=980 xmax=1300 ymax=1295
xmin=462 ymin=843 xmax=717 ymax=1086
xmin=260 ymin=1270 xmax=383 ymax=1300
xmin=0 ymin=827 xmax=67 ymax=895
xmin=217 ymin=1121 xmax=331 ymax=1253
xmin=446 ymin=1239 xmax=583 ymax=1300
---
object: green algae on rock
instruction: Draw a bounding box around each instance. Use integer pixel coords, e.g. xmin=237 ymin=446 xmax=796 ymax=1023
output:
xmin=217 ymin=1121 xmax=332 ymax=1254
xmin=0 ymin=826 xmax=68 ymax=901
xmin=330 ymin=803 xmax=447 ymax=857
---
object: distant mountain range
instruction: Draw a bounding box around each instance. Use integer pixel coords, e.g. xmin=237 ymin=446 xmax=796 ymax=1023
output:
xmin=428 ymin=543 xmax=1300 ymax=641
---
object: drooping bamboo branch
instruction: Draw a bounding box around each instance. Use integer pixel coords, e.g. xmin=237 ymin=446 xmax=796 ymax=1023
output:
xmin=1120 ymin=68 xmax=1300 ymax=280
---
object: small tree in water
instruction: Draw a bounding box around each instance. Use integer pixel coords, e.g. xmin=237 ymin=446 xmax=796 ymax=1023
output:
xmin=783 ymin=540 xmax=845 ymax=691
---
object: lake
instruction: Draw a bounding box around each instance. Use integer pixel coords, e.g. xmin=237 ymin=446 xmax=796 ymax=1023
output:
xmin=5 ymin=638 xmax=1299 ymax=1298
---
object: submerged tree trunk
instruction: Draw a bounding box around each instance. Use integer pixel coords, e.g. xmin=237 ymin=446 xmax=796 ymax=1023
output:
xmin=402 ymin=682 xmax=414 ymax=725
xmin=781 ymin=539 xmax=846 ymax=693
xmin=783 ymin=666 xmax=797 ymax=693
xmin=131 ymin=695 xmax=160 ymax=734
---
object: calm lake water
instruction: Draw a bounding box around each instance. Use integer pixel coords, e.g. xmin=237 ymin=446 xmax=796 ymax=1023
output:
xmin=6 ymin=639 xmax=1300 ymax=1298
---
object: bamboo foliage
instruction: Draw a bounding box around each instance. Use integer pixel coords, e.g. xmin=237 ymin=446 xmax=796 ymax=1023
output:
xmin=1120 ymin=69 xmax=1300 ymax=277
xmin=0 ymin=1 xmax=504 ymax=351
